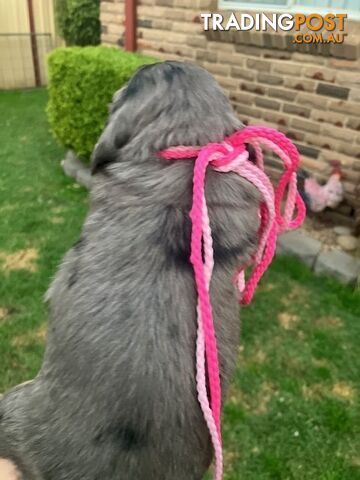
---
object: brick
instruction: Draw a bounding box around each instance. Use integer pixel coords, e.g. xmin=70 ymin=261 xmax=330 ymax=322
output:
xmin=101 ymin=1 xmax=123 ymax=13
xmin=327 ymin=58 xmax=360 ymax=71
xmin=101 ymin=33 xmax=122 ymax=45
xmin=349 ymin=88 xmax=360 ymax=102
xmin=292 ymin=118 xmax=320 ymax=134
xmin=195 ymin=50 xmax=217 ymax=62
xmin=107 ymin=22 xmax=124 ymax=34
xmin=186 ymin=35 xmax=207 ymax=48
xmin=213 ymin=75 xmax=239 ymax=91
xmin=172 ymin=21 xmax=201 ymax=34
xmin=268 ymin=87 xmax=297 ymax=102
xmin=137 ymin=18 xmax=153 ymax=28
xmin=262 ymin=48 xmax=291 ymax=61
xmin=329 ymin=42 xmax=360 ymax=61
xmin=255 ymin=96 xmax=280 ymax=111
xmin=139 ymin=48 xmax=171 ymax=60
xmin=138 ymin=5 xmax=165 ymax=18
xmin=343 ymin=181 xmax=356 ymax=194
xmin=292 ymin=52 xmax=326 ymax=65
xmin=139 ymin=28 xmax=186 ymax=44
xmin=338 ymin=142 xmax=360 ymax=158
xmin=294 ymin=143 xmax=320 ymax=159
xmin=246 ymin=58 xmax=271 ymax=72
xmin=140 ymin=0 xmax=156 ymax=5
xmin=320 ymin=124 xmax=356 ymax=143
xmin=329 ymin=100 xmax=360 ymax=116
xmin=314 ymin=251 xmax=360 ymax=284
xmin=257 ymin=73 xmax=283 ymax=86
xmin=297 ymin=92 xmax=329 ymax=110
xmin=197 ymin=0 xmax=213 ymax=7
xmin=316 ymin=83 xmax=350 ymax=100
xmin=347 ymin=117 xmax=360 ymax=131
xmin=336 ymin=71 xmax=360 ymax=88
xmin=277 ymin=231 xmax=321 ymax=268
xmin=231 ymin=67 xmax=255 ymax=81
xmin=234 ymin=44 xmax=262 ymax=57
xmin=270 ymin=33 xmax=286 ymax=50
xmin=171 ymin=8 xmax=192 ymax=21
xmin=203 ymin=62 xmax=230 ymax=76
xmin=249 ymin=30 xmax=265 ymax=48
xmin=319 ymin=150 xmax=355 ymax=168
xmin=137 ymin=40 xmax=153 ymax=49
xmin=207 ymin=41 xmax=235 ymax=53
xmin=310 ymin=109 xmax=346 ymax=128
xmin=305 ymin=133 xmax=339 ymax=151
xmin=229 ymin=91 xmax=256 ymax=106
xmin=304 ymin=66 xmax=336 ymax=83
xmin=218 ymin=52 xmax=245 ymax=66
xmin=234 ymin=104 xmax=262 ymax=119
xmin=283 ymin=103 xmax=310 ymax=118
xmin=150 ymin=18 xmax=173 ymax=29
xmin=300 ymin=156 xmax=327 ymax=173
xmin=284 ymin=77 xmax=316 ymax=93
xmin=279 ymin=129 xmax=305 ymax=142
xmin=273 ymin=62 xmax=302 ymax=77
xmin=100 ymin=11 xmax=119 ymax=23
xmin=262 ymin=111 xmax=289 ymax=126
xmin=162 ymin=44 xmax=194 ymax=58
xmin=241 ymin=82 xmax=267 ymax=96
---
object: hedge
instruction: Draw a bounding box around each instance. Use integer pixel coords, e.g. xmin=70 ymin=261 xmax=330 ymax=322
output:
xmin=47 ymin=46 xmax=156 ymax=159
xmin=55 ymin=0 xmax=101 ymax=46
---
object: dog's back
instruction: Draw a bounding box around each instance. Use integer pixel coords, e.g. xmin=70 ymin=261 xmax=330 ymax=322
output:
xmin=0 ymin=62 xmax=259 ymax=480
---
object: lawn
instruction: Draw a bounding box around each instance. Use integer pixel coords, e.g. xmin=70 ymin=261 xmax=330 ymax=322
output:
xmin=0 ymin=89 xmax=359 ymax=480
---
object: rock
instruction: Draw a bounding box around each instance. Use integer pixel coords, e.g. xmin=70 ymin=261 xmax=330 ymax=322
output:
xmin=276 ymin=231 xmax=322 ymax=268
xmin=62 ymin=150 xmax=92 ymax=189
xmin=337 ymin=235 xmax=358 ymax=251
xmin=333 ymin=226 xmax=352 ymax=236
xmin=314 ymin=250 xmax=360 ymax=285
xmin=76 ymin=168 xmax=92 ymax=189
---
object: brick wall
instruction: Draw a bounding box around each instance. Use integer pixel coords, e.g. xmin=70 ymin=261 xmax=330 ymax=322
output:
xmin=101 ymin=0 xmax=360 ymax=228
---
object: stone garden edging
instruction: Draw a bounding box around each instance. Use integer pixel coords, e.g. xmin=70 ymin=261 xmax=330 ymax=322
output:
xmin=61 ymin=150 xmax=92 ymax=190
xmin=62 ymin=150 xmax=360 ymax=286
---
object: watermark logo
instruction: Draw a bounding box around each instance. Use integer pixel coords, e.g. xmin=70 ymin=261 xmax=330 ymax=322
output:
xmin=200 ymin=13 xmax=347 ymax=44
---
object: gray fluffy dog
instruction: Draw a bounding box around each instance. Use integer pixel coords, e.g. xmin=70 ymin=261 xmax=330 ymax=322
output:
xmin=0 ymin=61 xmax=260 ymax=480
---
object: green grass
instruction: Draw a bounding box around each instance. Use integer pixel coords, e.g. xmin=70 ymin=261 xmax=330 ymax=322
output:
xmin=0 ymin=89 xmax=88 ymax=388
xmin=0 ymin=89 xmax=359 ymax=479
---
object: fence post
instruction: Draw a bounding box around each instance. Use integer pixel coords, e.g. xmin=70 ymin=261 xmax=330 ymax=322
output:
xmin=27 ymin=0 xmax=41 ymax=86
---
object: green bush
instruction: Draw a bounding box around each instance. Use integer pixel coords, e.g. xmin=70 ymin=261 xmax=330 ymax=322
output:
xmin=47 ymin=46 xmax=156 ymax=159
xmin=54 ymin=0 xmax=70 ymax=42
xmin=55 ymin=0 xmax=100 ymax=46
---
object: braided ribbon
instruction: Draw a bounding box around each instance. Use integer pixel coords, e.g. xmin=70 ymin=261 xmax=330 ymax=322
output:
xmin=159 ymin=126 xmax=306 ymax=480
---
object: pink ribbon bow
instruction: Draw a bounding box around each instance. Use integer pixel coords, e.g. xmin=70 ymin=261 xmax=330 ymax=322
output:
xmin=159 ymin=126 xmax=306 ymax=480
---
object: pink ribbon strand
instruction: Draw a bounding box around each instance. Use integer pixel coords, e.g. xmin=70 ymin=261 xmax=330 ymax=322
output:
xmin=159 ymin=126 xmax=306 ymax=480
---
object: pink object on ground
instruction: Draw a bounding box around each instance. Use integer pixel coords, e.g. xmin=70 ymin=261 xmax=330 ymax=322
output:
xmin=159 ymin=126 xmax=306 ymax=480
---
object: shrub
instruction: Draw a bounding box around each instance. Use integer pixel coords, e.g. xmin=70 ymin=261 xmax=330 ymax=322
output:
xmin=54 ymin=0 xmax=101 ymax=46
xmin=54 ymin=0 xmax=70 ymax=43
xmin=47 ymin=46 xmax=156 ymax=159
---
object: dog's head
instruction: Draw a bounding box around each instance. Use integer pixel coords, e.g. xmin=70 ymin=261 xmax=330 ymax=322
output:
xmin=91 ymin=61 xmax=242 ymax=173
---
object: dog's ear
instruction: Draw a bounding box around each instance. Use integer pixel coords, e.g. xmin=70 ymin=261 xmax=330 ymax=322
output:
xmin=91 ymin=115 xmax=131 ymax=174
xmin=91 ymin=140 xmax=118 ymax=174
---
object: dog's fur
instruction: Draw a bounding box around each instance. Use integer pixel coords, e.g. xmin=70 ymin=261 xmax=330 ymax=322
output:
xmin=0 ymin=61 xmax=260 ymax=480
